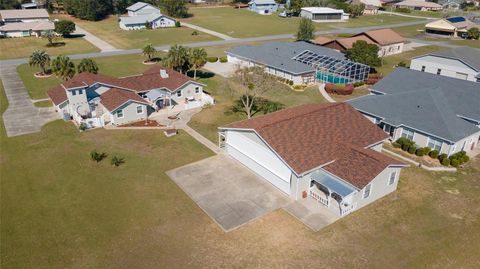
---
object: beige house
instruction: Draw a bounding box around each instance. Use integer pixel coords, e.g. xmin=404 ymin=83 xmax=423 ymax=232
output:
xmin=425 ymin=17 xmax=479 ymax=38
xmin=0 ymin=8 xmax=53 ymax=38
xmin=393 ymin=0 xmax=443 ymax=11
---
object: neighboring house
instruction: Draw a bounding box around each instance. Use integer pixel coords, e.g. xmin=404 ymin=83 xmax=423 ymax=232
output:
xmin=321 ymin=28 xmax=405 ymax=57
xmin=0 ymin=9 xmax=49 ymax=23
xmin=248 ymin=0 xmax=278 ymax=15
xmin=0 ymin=20 xmax=54 ymax=37
xmin=300 ymin=7 xmax=349 ymax=22
xmin=218 ymin=103 xmax=406 ymax=217
xmin=438 ymin=0 xmax=463 ymax=9
xmin=21 ymin=0 xmax=46 ymax=9
xmin=349 ymin=68 xmax=480 ymax=156
xmin=410 ymin=47 xmax=480 ymax=82
xmin=351 ymin=0 xmax=382 ymax=14
xmin=47 ymin=66 xmax=212 ymax=128
xmin=393 ymin=0 xmax=443 ymax=10
xmin=226 ymin=41 xmax=370 ymax=85
xmin=119 ymin=1 xmax=176 ymax=30
xmin=425 ymin=17 xmax=479 ymax=38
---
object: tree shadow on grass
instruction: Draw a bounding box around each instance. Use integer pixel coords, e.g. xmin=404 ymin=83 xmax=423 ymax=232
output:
xmin=186 ymin=70 xmax=215 ymax=79
xmin=64 ymin=34 xmax=85 ymax=38
xmin=46 ymin=42 xmax=66 ymax=47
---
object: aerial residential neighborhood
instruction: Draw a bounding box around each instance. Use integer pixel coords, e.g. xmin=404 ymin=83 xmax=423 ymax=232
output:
xmin=1 ymin=0 xmax=479 ymax=268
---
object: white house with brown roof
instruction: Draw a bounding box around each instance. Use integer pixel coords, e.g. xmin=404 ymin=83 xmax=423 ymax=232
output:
xmin=218 ymin=103 xmax=406 ymax=217
xmin=393 ymin=0 xmax=443 ymax=11
xmin=47 ymin=66 xmax=213 ymax=128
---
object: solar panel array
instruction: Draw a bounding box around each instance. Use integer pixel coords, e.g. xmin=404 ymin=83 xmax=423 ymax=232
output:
xmin=293 ymin=50 xmax=370 ymax=84
xmin=446 ymin=17 xmax=466 ymax=23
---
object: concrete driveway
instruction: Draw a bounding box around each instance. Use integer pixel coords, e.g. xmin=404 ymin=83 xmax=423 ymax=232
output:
xmin=167 ymin=154 xmax=290 ymax=232
xmin=203 ymin=62 xmax=237 ymax=78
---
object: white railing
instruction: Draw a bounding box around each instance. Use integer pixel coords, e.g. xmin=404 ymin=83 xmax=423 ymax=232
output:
xmin=309 ymin=189 xmax=330 ymax=207
xmin=340 ymin=203 xmax=357 ymax=216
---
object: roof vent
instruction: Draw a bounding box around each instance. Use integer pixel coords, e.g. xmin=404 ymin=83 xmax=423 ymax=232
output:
xmin=160 ymin=69 xmax=169 ymax=79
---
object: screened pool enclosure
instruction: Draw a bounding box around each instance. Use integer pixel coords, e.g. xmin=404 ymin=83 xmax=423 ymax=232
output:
xmin=293 ymin=50 xmax=370 ymax=84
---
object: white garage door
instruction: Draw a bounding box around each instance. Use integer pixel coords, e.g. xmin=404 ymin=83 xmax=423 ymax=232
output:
xmin=226 ymin=144 xmax=291 ymax=195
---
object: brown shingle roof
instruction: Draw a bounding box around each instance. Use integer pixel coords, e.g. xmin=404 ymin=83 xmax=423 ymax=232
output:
xmin=223 ymin=103 xmax=394 ymax=178
xmin=336 ymin=35 xmax=376 ymax=50
xmin=47 ymin=85 xmax=67 ymax=105
xmin=61 ymin=72 xmax=123 ymax=89
xmin=312 ymin=36 xmax=333 ymax=45
xmin=119 ymin=65 xmax=197 ymax=92
xmin=360 ymin=28 xmax=405 ymax=46
xmin=100 ymin=88 xmax=149 ymax=112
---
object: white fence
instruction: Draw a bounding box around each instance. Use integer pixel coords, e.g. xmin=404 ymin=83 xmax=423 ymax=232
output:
xmin=185 ymin=92 xmax=215 ymax=110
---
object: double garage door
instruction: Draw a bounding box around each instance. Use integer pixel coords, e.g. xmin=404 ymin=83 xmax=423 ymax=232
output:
xmin=226 ymin=144 xmax=291 ymax=195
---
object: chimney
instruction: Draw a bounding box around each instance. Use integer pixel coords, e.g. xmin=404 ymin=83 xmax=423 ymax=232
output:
xmin=160 ymin=69 xmax=169 ymax=78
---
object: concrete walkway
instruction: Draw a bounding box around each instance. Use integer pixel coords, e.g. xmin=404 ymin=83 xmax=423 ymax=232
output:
xmin=382 ymin=148 xmax=457 ymax=172
xmin=0 ymin=65 xmax=60 ymax=137
xmin=183 ymin=125 xmax=222 ymax=154
xmin=181 ymin=22 xmax=236 ymax=40
xmin=318 ymin=83 xmax=336 ymax=103
xmin=74 ymin=25 xmax=119 ymax=52
xmin=378 ymin=10 xmax=437 ymax=20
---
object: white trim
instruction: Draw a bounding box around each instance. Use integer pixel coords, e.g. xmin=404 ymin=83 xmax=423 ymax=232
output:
xmin=117 ymin=109 xmax=124 ymax=119
xmin=363 ymin=183 xmax=372 ymax=199
xmin=136 ymin=105 xmax=144 ymax=114
xmin=388 ymin=171 xmax=396 ymax=186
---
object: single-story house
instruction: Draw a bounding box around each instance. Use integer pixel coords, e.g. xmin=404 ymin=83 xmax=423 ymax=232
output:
xmin=226 ymin=41 xmax=370 ymax=85
xmin=349 ymin=68 xmax=480 ymax=156
xmin=21 ymin=0 xmax=46 ymax=10
xmin=311 ymin=36 xmax=333 ymax=45
xmin=410 ymin=47 xmax=480 ymax=82
xmin=0 ymin=8 xmax=49 ymax=23
xmin=219 ymin=103 xmax=406 ymax=217
xmin=351 ymin=0 xmax=382 ymax=14
xmin=320 ymin=28 xmax=405 ymax=57
xmin=438 ymin=0 xmax=463 ymax=9
xmin=300 ymin=7 xmax=349 ymax=22
xmin=425 ymin=17 xmax=479 ymax=38
xmin=0 ymin=20 xmax=54 ymax=37
xmin=119 ymin=13 xmax=176 ymax=30
xmin=248 ymin=0 xmax=278 ymax=15
xmin=126 ymin=1 xmax=160 ymax=17
xmin=47 ymin=65 xmax=212 ymax=128
xmin=393 ymin=0 xmax=443 ymax=10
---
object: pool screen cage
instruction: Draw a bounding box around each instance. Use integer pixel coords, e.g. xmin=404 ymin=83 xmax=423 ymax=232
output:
xmin=293 ymin=50 xmax=370 ymax=84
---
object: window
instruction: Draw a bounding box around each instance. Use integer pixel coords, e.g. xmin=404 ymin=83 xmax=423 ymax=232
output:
xmin=388 ymin=172 xmax=396 ymax=186
xmin=427 ymin=137 xmax=442 ymax=152
xmin=78 ymin=89 xmax=83 ymax=95
xmin=195 ymin=87 xmax=200 ymax=94
xmin=177 ymin=91 xmax=182 ymax=97
xmin=421 ymin=66 xmax=425 ymax=72
xmin=72 ymin=90 xmax=77 ymax=96
xmin=401 ymin=129 xmax=414 ymax=140
xmin=436 ymin=69 xmax=442 ymax=75
xmin=136 ymin=105 xmax=143 ymax=114
xmin=363 ymin=184 xmax=371 ymax=199
xmin=456 ymin=72 xmax=468 ymax=80
xmin=117 ymin=109 xmax=124 ymax=118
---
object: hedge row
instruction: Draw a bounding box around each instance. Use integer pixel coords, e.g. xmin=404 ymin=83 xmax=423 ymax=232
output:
xmin=366 ymin=74 xmax=383 ymax=85
xmin=207 ymin=57 xmax=218 ymax=63
xmin=324 ymin=83 xmax=354 ymax=95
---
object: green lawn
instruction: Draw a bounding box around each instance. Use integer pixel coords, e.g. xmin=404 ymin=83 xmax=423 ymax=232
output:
xmin=183 ymin=7 xmax=330 ymax=38
xmin=53 ymin=14 xmax=219 ymax=49
xmin=18 ymin=53 xmax=166 ymax=100
xmin=332 ymin=14 xmax=420 ymax=28
xmin=3 ymin=67 xmax=480 ymax=268
xmin=33 ymin=100 xmax=53 ymax=107
xmin=0 ymin=36 xmax=100 ymax=60
xmin=376 ymin=45 xmax=444 ymax=75
xmin=449 ymin=39 xmax=480 ymax=48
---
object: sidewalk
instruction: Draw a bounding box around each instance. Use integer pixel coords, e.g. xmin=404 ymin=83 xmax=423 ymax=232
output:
xmin=181 ymin=22 xmax=236 ymax=40
xmin=74 ymin=25 xmax=119 ymax=52
xmin=183 ymin=125 xmax=222 ymax=154
xmin=318 ymin=83 xmax=336 ymax=103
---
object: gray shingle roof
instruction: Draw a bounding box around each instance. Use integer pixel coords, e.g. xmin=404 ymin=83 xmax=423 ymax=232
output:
xmin=120 ymin=13 xmax=172 ymax=25
xmin=427 ymin=47 xmax=480 ymax=71
xmin=126 ymin=2 xmax=149 ymax=11
xmin=226 ymin=41 xmax=345 ymax=75
xmin=349 ymin=68 xmax=480 ymax=142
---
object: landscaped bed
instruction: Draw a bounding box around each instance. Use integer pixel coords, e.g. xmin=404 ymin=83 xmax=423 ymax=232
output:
xmin=118 ymin=120 xmax=165 ymax=128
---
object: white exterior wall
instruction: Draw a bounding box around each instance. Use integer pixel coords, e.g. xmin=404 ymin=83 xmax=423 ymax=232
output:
xmin=410 ymin=56 xmax=479 ymax=82
xmin=379 ymin=42 xmax=404 ymax=57
xmin=170 ymin=83 xmax=204 ymax=105
xmin=67 ymin=87 xmax=89 ymax=115
xmin=224 ymin=130 xmax=293 ymax=196
xmin=3 ymin=31 xmax=26 ymax=37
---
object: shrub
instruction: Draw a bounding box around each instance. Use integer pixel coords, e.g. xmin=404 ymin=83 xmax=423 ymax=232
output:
xmin=401 ymin=143 xmax=410 ymax=151
xmin=415 ymin=148 xmax=424 ymax=156
xmin=324 ymin=83 xmax=354 ymax=95
xmin=392 ymin=142 xmax=401 ymax=148
xmin=191 ymin=30 xmax=198 ymax=35
xmin=288 ymin=80 xmax=294 ymax=86
xmin=353 ymin=81 xmax=365 ymax=87
xmin=450 ymin=159 xmax=459 ymax=167
xmin=175 ymin=21 xmax=181 ymax=27
xmin=111 ymin=156 xmax=125 ymax=167
xmin=462 ymin=155 xmax=470 ymax=163
xmin=396 ymin=137 xmax=412 ymax=147
xmin=90 ymin=150 xmax=107 ymax=163
xmin=408 ymin=146 xmax=416 ymax=154
xmin=422 ymin=147 xmax=432 ymax=156
xmin=429 ymin=150 xmax=439 ymax=159
xmin=79 ymin=123 xmax=88 ymax=131
xmin=207 ymin=56 xmax=218 ymax=63
xmin=396 ymin=7 xmax=411 ymax=13
xmin=441 ymin=158 xmax=450 ymax=166
xmin=219 ymin=56 xmax=227 ymax=63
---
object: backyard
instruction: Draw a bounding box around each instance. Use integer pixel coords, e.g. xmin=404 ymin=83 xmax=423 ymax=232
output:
xmin=52 ymin=14 xmax=219 ymax=49
xmin=331 ymin=14 xmax=421 ymax=28
xmin=1 ymin=78 xmax=480 ymax=268
xmin=375 ymin=45 xmax=443 ymax=75
xmin=0 ymin=35 xmax=99 ymax=60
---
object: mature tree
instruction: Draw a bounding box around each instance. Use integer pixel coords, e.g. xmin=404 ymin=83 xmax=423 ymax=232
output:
xmin=467 ymin=27 xmax=479 ymax=40
xmin=161 ymin=0 xmax=189 ymax=18
xmin=348 ymin=3 xmax=365 ymax=18
xmin=142 ymin=44 xmax=157 ymax=62
xmin=43 ymin=30 xmax=57 ymax=46
xmin=63 ymin=0 xmax=112 ymax=21
xmin=163 ymin=44 xmax=190 ymax=73
xmin=189 ymin=48 xmax=207 ymax=80
xmin=296 ymin=17 xmax=315 ymax=41
xmin=227 ymin=96 xmax=285 ymax=117
xmin=77 ymin=58 xmax=99 ymax=74
xmin=345 ymin=40 xmax=381 ymax=67
xmin=0 ymin=0 xmax=20 ymax=9
xmin=227 ymin=67 xmax=277 ymax=119
xmin=29 ymin=50 xmax=51 ymax=75
xmin=51 ymin=55 xmax=76 ymax=80
xmin=54 ymin=20 xmax=76 ymax=36
xmin=290 ymin=0 xmax=303 ymax=13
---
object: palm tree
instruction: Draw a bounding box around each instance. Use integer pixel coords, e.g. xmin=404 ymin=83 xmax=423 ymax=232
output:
xmin=43 ymin=30 xmax=56 ymax=46
xmin=189 ymin=48 xmax=207 ymax=80
xmin=51 ymin=55 xmax=76 ymax=81
xmin=142 ymin=44 xmax=156 ymax=62
xmin=111 ymin=156 xmax=125 ymax=167
xmin=29 ymin=50 xmax=50 ymax=75
xmin=77 ymin=58 xmax=99 ymax=74
xmin=90 ymin=150 xmax=107 ymax=163
xmin=163 ymin=44 xmax=189 ymax=73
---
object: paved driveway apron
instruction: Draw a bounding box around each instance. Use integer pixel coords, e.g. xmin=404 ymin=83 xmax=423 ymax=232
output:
xmin=1 ymin=65 xmax=59 ymax=137
xmin=167 ymin=154 xmax=290 ymax=231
